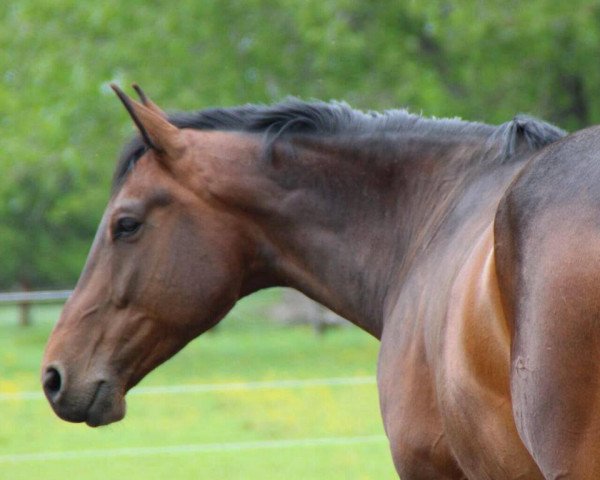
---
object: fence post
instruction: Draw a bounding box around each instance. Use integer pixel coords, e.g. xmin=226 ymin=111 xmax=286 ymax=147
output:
xmin=19 ymin=301 xmax=31 ymax=327
xmin=0 ymin=290 xmax=72 ymax=327
xmin=18 ymin=282 xmax=31 ymax=327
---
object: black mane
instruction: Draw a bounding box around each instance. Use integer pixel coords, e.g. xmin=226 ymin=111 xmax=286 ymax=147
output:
xmin=114 ymin=99 xmax=566 ymax=189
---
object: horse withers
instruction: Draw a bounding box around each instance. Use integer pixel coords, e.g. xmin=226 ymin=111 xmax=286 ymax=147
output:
xmin=43 ymin=85 xmax=597 ymax=478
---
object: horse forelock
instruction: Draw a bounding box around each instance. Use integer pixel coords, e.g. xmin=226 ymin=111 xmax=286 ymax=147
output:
xmin=112 ymin=99 xmax=566 ymax=191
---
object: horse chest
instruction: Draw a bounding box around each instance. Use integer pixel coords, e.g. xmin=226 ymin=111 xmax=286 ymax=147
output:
xmin=436 ymin=227 xmax=543 ymax=478
xmin=378 ymin=226 xmax=544 ymax=478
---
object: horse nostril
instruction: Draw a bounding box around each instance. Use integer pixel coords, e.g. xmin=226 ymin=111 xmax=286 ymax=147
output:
xmin=43 ymin=367 xmax=63 ymax=399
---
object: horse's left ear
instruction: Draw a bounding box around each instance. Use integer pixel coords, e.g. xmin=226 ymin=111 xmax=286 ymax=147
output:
xmin=111 ymin=84 xmax=185 ymax=160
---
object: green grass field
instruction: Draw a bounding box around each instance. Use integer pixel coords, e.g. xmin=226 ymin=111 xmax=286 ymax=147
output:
xmin=0 ymin=289 xmax=395 ymax=479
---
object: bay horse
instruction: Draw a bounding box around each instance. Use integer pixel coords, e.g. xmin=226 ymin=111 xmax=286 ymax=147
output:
xmin=42 ymin=84 xmax=596 ymax=478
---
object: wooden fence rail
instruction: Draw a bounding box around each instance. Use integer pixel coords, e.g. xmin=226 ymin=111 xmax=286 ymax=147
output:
xmin=0 ymin=290 xmax=72 ymax=326
xmin=0 ymin=289 xmax=347 ymax=331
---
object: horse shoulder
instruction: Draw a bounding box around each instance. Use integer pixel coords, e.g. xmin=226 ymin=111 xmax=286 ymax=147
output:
xmin=502 ymin=216 xmax=600 ymax=478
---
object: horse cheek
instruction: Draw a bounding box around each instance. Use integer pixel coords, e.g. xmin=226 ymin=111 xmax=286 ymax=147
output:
xmin=145 ymin=218 xmax=240 ymax=330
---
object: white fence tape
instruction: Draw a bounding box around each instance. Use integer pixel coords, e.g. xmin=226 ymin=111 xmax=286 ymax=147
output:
xmin=0 ymin=434 xmax=387 ymax=463
xmin=0 ymin=376 xmax=377 ymax=401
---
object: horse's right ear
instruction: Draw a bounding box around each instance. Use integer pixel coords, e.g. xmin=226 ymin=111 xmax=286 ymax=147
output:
xmin=132 ymin=84 xmax=167 ymax=118
xmin=111 ymin=84 xmax=185 ymax=160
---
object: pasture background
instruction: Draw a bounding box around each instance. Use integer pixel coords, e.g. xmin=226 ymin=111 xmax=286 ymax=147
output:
xmin=0 ymin=292 xmax=394 ymax=479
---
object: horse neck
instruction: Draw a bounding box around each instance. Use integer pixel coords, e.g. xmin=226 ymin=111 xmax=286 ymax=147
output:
xmin=202 ymin=132 xmax=494 ymax=338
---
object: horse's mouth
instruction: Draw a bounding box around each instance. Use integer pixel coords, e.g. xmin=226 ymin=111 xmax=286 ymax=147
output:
xmin=85 ymin=381 xmax=126 ymax=427
xmin=43 ymin=374 xmax=127 ymax=427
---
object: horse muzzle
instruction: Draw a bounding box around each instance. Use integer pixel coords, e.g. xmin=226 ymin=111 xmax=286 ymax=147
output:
xmin=42 ymin=363 xmax=126 ymax=427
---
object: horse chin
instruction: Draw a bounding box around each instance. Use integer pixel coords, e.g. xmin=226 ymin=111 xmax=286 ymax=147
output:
xmin=84 ymin=381 xmax=127 ymax=427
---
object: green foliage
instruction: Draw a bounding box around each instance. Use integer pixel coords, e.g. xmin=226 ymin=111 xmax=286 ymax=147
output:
xmin=1 ymin=0 xmax=599 ymax=287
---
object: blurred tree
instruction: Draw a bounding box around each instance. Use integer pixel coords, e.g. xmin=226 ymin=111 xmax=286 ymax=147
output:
xmin=1 ymin=0 xmax=599 ymax=288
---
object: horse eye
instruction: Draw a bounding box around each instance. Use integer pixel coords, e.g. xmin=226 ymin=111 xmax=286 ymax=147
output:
xmin=113 ymin=217 xmax=142 ymax=239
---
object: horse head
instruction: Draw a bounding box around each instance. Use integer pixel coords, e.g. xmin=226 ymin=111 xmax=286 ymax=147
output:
xmin=41 ymin=86 xmax=260 ymax=426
